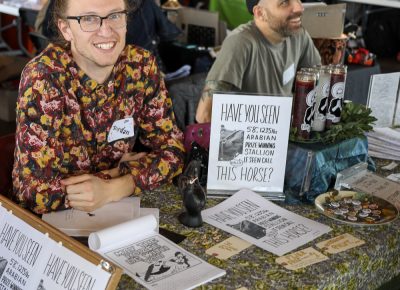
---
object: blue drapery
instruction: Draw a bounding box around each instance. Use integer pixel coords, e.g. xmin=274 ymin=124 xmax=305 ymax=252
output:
xmin=284 ymin=137 xmax=375 ymax=203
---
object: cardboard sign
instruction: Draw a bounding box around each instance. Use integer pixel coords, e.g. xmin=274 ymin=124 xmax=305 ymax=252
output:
xmin=302 ymin=4 xmax=346 ymax=38
xmin=207 ymin=93 xmax=292 ymax=196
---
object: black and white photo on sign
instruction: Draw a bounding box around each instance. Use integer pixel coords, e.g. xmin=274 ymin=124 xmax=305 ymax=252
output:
xmin=135 ymin=251 xmax=192 ymax=283
xmin=37 ymin=279 xmax=46 ymax=290
xmin=207 ymin=94 xmax=293 ymax=194
xmin=218 ymin=125 xmax=244 ymax=161
xmin=0 ymin=258 xmax=7 ymax=278
xmin=228 ymin=220 xmax=267 ymax=239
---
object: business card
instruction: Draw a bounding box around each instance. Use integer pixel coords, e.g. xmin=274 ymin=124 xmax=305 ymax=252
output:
xmin=316 ymin=233 xmax=365 ymax=254
xmin=275 ymin=247 xmax=328 ymax=270
xmin=206 ymin=236 xmax=251 ymax=260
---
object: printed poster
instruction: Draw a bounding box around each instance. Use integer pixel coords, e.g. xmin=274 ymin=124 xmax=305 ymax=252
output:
xmin=0 ymin=204 xmax=110 ymax=290
xmin=38 ymin=240 xmax=110 ymax=290
xmin=202 ymin=189 xmax=331 ymax=256
xmin=0 ymin=206 xmax=52 ymax=290
xmin=207 ymin=93 xmax=293 ymax=195
xmin=89 ymin=215 xmax=225 ymax=290
xmin=105 ymin=235 xmax=204 ymax=286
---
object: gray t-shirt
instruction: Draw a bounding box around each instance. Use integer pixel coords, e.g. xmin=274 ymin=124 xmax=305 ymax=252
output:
xmin=206 ymin=21 xmax=321 ymax=96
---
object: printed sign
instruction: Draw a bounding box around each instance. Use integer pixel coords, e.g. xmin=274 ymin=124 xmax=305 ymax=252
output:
xmin=207 ymin=93 xmax=292 ymax=195
xmin=88 ymin=215 xmax=225 ymax=290
xmin=367 ymin=72 xmax=400 ymax=128
xmin=202 ymin=189 xmax=331 ymax=256
xmin=0 ymin=204 xmax=111 ymax=290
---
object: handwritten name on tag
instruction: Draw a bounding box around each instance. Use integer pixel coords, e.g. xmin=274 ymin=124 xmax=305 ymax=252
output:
xmin=275 ymin=247 xmax=328 ymax=270
xmin=316 ymin=233 xmax=365 ymax=254
xmin=206 ymin=236 xmax=251 ymax=260
xmin=107 ymin=118 xmax=134 ymax=143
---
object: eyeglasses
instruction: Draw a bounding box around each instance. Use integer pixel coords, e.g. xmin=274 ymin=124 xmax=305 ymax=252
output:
xmin=66 ymin=10 xmax=128 ymax=32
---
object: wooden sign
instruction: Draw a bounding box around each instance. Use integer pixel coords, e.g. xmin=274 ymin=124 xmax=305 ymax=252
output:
xmin=0 ymin=195 xmax=122 ymax=290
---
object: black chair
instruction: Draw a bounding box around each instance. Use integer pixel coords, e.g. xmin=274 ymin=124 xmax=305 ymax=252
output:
xmin=0 ymin=133 xmax=15 ymax=195
xmin=18 ymin=7 xmax=49 ymax=58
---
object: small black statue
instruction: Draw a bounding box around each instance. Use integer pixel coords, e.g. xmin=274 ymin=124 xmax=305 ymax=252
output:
xmin=178 ymin=160 xmax=206 ymax=227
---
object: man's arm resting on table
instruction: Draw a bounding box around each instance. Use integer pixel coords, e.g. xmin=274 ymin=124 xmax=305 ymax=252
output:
xmin=62 ymin=174 xmax=135 ymax=212
xmin=61 ymin=152 xmax=147 ymax=212
xmin=195 ymin=80 xmax=237 ymax=123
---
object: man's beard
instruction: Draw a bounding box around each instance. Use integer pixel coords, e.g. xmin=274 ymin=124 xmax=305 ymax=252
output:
xmin=268 ymin=13 xmax=303 ymax=38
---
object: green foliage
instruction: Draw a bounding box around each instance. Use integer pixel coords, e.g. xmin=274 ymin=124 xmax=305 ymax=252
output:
xmin=290 ymin=102 xmax=377 ymax=144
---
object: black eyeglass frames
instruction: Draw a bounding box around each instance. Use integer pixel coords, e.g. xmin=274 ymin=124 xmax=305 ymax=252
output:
xmin=66 ymin=10 xmax=128 ymax=32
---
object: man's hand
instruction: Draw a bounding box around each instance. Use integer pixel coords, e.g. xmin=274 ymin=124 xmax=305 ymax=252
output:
xmin=61 ymin=174 xmax=112 ymax=212
xmin=61 ymin=152 xmax=146 ymax=212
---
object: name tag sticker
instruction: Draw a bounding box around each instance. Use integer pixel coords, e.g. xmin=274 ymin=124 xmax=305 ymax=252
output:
xmin=107 ymin=118 xmax=134 ymax=143
xmin=283 ymin=63 xmax=295 ymax=86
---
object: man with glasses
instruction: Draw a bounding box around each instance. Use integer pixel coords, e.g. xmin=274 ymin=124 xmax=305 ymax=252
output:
xmin=195 ymin=0 xmax=321 ymax=123
xmin=12 ymin=0 xmax=185 ymax=214
xmin=35 ymin=0 xmax=181 ymax=71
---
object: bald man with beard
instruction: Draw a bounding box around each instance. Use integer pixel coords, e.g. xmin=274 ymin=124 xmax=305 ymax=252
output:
xmin=196 ymin=0 xmax=321 ymax=123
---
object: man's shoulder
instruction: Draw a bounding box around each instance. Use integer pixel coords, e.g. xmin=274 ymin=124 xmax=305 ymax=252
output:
xmin=228 ymin=21 xmax=258 ymax=41
xmin=25 ymin=44 xmax=70 ymax=73
xmin=222 ymin=21 xmax=259 ymax=51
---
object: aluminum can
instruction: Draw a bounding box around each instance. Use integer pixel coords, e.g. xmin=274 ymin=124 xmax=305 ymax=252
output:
xmin=291 ymin=71 xmax=317 ymax=139
xmin=326 ymin=64 xmax=347 ymax=128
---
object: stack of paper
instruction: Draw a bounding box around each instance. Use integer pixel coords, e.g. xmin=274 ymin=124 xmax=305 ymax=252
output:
xmin=367 ymin=127 xmax=400 ymax=161
xmin=89 ymin=215 xmax=226 ymax=290
xmin=42 ymin=197 xmax=160 ymax=237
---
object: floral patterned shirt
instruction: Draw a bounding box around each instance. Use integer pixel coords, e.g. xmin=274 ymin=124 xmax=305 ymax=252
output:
xmin=12 ymin=44 xmax=185 ymax=214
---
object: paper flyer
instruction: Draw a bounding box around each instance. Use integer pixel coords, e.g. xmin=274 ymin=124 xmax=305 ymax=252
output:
xmin=207 ymin=93 xmax=293 ymax=196
xmin=202 ymin=189 xmax=331 ymax=256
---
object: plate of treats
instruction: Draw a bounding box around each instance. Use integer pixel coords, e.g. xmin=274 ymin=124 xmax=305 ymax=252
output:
xmin=315 ymin=190 xmax=398 ymax=225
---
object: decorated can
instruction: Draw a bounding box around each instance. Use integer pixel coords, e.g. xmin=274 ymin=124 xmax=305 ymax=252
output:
xmin=326 ymin=65 xmax=347 ymax=128
xmin=312 ymin=66 xmax=332 ymax=132
xmin=291 ymin=71 xmax=317 ymax=139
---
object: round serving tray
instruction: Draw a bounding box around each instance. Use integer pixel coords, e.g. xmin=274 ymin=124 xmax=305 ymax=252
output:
xmin=315 ymin=190 xmax=398 ymax=225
